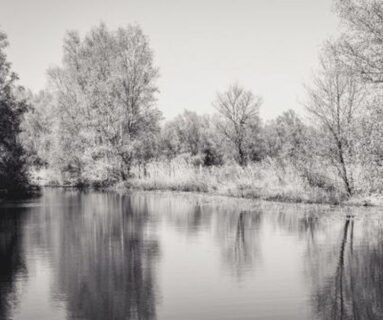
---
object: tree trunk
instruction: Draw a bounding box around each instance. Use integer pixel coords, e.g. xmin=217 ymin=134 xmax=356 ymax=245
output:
xmin=337 ymin=218 xmax=350 ymax=320
xmin=120 ymin=160 xmax=131 ymax=181
xmin=238 ymin=140 xmax=246 ymax=167
xmin=120 ymin=169 xmax=127 ymax=181
xmin=143 ymin=162 xmax=147 ymax=177
xmin=337 ymin=140 xmax=352 ymax=196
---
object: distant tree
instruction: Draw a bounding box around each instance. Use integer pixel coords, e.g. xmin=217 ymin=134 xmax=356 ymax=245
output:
xmin=262 ymin=110 xmax=307 ymax=160
xmin=0 ymin=30 xmax=30 ymax=195
xmin=213 ymin=84 xmax=262 ymax=166
xmin=335 ymin=0 xmax=383 ymax=83
xmin=160 ymin=111 xmax=224 ymax=166
xmin=199 ymin=114 xmax=225 ymax=166
xmin=245 ymin=116 xmax=263 ymax=162
xmin=304 ymin=46 xmax=366 ymax=195
xmin=162 ymin=110 xmax=208 ymax=156
xmin=161 ymin=120 xmax=182 ymax=159
xmin=176 ymin=110 xmax=207 ymax=156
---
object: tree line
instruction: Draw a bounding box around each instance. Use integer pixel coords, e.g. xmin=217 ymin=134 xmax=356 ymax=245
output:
xmin=1 ymin=0 xmax=383 ymax=199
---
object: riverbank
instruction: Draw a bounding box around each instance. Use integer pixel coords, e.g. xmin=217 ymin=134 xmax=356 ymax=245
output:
xmin=126 ymin=161 xmax=383 ymax=207
xmin=114 ymin=160 xmax=348 ymax=205
xmin=115 ymin=161 xmax=383 ymax=207
xmin=115 ymin=179 xmax=383 ymax=207
xmin=31 ymin=160 xmax=383 ymax=207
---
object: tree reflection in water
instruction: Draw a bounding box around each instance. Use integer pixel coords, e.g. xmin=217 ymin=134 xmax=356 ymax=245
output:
xmin=0 ymin=206 xmax=27 ymax=320
xmin=124 ymin=193 xmax=263 ymax=280
xmin=307 ymin=214 xmax=383 ymax=320
xmin=211 ymin=206 xmax=262 ymax=279
xmin=260 ymin=203 xmax=383 ymax=320
xmin=4 ymin=191 xmax=383 ymax=320
xmin=48 ymin=191 xmax=160 ymax=320
xmin=223 ymin=210 xmax=262 ymax=277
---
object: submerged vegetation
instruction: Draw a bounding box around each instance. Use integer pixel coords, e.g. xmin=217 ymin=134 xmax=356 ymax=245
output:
xmin=2 ymin=0 xmax=383 ymax=204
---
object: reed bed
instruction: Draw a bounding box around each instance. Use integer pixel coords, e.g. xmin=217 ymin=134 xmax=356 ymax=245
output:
xmin=119 ymin=158 xmax=347 ymax=205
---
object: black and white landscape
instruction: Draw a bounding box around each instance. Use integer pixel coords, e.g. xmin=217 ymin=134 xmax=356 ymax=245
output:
xmin=1 ymin=0 xmax=383 ymax=319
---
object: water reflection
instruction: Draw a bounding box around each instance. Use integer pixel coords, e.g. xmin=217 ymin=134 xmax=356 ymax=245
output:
xmin=1 ymin=190 xmax=383 ymax=320
xmin=308 ymin=215 xmax=383 ymax=320
xmin=0 ymin=205 xmax=27 ymax=319
xmin=219 ymin=210 xmax=262 ymax=278
xmin=49 ymin=192 xmax=160 ymax=320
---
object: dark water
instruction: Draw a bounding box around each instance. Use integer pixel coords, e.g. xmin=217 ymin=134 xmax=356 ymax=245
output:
xmin=0 ymin=189 xmax=382 ymax=320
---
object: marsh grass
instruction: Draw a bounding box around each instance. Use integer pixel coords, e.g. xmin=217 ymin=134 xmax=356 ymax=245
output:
xmin=118 ymin=158 xmax=348 ymax=205
xmin=33 ymin=157 xmax=375 ymax=205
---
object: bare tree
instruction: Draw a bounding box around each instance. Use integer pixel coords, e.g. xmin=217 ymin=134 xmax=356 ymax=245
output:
xmin=213 ymin=84 xmax=262 ymax=166
xmin=304 ymin=46 xmax=366 ymax=196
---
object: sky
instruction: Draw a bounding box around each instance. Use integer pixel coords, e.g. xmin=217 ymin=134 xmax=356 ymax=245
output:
xmin=0 ymin=0 xmax=339 ymax=120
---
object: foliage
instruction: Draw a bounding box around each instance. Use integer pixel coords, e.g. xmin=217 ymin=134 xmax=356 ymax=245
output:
xmin=0 ymin=30 xmax=31 ymax=196
xmin=20 ymin=90 xmax=55 ymax=167
xmin=161 ymin=111 xmax=224 ymax=166
xmin=262 ymin=109 xmax=308 ymax=160
xmin=23 ymin=24 xmax=161 ymax=185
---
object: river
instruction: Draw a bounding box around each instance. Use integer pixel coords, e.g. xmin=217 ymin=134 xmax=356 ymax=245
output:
xmin=0 ymin=189 xmax=382 ymax=320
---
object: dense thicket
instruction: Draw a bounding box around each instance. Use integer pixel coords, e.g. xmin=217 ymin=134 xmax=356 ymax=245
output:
xmin=0 ymin=31 xmax=31 ymax=197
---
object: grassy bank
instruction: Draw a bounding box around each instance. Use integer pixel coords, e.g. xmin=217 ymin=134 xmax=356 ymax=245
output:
xmin=114 ymin=158 xmax=350 ymax=205
xmin=31 ymin=158 xmax=383 ymax=206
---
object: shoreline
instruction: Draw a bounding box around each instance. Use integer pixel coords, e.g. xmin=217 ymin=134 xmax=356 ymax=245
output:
xmin=34 ymin=182 xmax=383 ymax=208
xmin=30 ymin=160 xmax=383 ymax=208
xmin=115 ymin=185 xmax=382 ymax=208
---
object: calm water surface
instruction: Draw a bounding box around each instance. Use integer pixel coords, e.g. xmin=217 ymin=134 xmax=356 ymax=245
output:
xmin=0 ymin=189 xmax=382 ymax=320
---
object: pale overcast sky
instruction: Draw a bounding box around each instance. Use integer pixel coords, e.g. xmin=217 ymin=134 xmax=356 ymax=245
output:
xmin=0 ymin=0 xmax=339 ymax=120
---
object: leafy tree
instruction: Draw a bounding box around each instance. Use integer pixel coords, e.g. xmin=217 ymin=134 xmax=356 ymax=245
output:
xmin=42 ymin=23 xmax=161 ymax=184
xmin=161 ymin=110 xmax=209 ymax=156
xmin=0 ymin=30 xmax=30 ymax=195
xmin=200 ymin=118 xmax=225 ymax=166
xmin=161 ymin=120 xmax=183 ymax=159
xmin=20 ymin=90 xmax=56 ymax=167
xmin=161 ymin=111 xmax=224 ymax=166
xmin=175 ymin=110 xmax=207 ymax=156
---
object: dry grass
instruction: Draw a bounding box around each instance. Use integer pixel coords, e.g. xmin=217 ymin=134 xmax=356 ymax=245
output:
xmin=30 ymin=156 xmax=383 ymax=206
xmin=117 ymin=157 xmax=347 ymax=205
